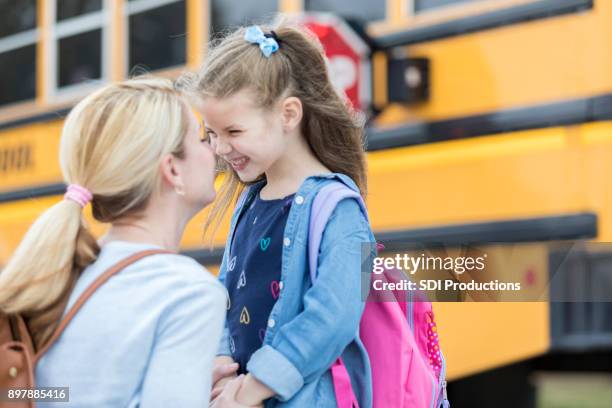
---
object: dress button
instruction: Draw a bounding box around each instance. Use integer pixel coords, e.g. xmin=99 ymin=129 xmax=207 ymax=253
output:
xmin=295 ymin=195 xmax=304 ymax=205
xmin=283 ymin=237 xmax=291 ymax=246
xmin=279 ymin=281 xmax=284 ymax=290
xmin=268 ymin=318 xmax=276 ymax=328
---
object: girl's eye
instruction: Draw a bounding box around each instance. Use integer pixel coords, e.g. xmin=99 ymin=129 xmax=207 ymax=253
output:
xmin=229 ymin=130 xmax=243 ymax=135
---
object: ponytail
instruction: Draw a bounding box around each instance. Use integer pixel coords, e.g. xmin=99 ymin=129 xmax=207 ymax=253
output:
xmin=0 ymin=199 xmax=99 ymax=348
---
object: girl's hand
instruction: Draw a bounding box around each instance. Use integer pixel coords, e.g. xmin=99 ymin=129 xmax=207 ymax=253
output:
xmin=211 ymin=358 xmax=239 ymax=400
xmin=234 ymin=374 xmax=274 ymax=407
xmin=210 ymin=375 xmax=263 ymax=408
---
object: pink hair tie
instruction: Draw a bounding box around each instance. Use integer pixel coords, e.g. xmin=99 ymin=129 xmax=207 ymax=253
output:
xmin=64 ymin=184 xmax=93 ymax=208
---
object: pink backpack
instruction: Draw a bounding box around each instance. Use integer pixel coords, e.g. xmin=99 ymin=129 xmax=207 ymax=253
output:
xmin=308 ymin=182 xmax=450 ymax=408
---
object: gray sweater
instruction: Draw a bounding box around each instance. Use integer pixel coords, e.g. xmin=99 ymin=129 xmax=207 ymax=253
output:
xmin=36 ymin=241 xmax=227 ymax=407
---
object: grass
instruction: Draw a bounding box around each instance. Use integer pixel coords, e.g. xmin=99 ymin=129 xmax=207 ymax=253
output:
xmin=535 ymin=372 xmax=612 ymax=408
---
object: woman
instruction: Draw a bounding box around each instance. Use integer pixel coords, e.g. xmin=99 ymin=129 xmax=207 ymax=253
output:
xmin=0 ymin=77 xmax=230 ymax=407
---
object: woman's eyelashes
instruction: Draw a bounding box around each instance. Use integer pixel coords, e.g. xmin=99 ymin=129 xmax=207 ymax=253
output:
xmin=204 ymin=129 xmax=216 ymax=142
xmin=198 ymin=123 xmax=210 ymax=143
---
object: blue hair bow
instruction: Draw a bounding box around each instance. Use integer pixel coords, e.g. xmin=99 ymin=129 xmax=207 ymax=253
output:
xmin=244 ymin=25 xmax=279 ymax=58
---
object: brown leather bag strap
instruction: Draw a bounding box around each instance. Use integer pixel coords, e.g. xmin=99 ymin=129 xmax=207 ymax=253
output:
xmin=8 ymin=315 xmax=22 ymax=341
xmin=33 ymin=249 xmax=171 ymax=364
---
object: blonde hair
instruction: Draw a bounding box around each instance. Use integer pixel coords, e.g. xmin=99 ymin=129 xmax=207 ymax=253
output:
xmin=0 ymin=77 xmax=190 ymax=349
xmin=179 ymin=20 xmax=367 ymax=239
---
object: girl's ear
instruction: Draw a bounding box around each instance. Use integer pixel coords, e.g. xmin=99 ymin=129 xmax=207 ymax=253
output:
xmin=281 ymin=96 xmax=303 ymax=132
xmin=160 ymin=153 xmax=185 ymax=194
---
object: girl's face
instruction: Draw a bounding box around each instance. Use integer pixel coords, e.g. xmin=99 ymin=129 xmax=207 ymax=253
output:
xmin=176 ymin=109 xmax=217 ymax=208
xmin=199 ymin=90 xmax=286 ymax=183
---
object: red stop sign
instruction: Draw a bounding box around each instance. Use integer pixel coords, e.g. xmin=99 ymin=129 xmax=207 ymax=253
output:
xmin=299 ymin=13 xmax=371 ymax=112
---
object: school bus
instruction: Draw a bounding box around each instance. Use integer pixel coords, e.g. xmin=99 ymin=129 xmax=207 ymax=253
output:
xmin=1 ymin=1 xmax=611 ymax=406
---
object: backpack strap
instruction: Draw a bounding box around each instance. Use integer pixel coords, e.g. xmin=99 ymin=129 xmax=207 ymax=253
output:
xmin=33 ymin=249 xmax=170 ymax=364
xmin=308 ymin=181 xmax=368 ymax=408
xmin=308 ymin=181 xmax=368 ymax=282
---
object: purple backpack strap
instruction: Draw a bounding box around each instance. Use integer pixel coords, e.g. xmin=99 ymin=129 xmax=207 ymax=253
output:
xmin=308 ymin=181 xmax=368 ymax=408
xmin=308 ymin=182 xmax=368 ymax=282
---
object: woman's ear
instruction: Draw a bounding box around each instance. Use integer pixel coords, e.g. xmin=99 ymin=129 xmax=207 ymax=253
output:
xmin=160 ymin=153 xmax=185 ymax=195
xmin=281 ymin=96 xmax=303 ymax=132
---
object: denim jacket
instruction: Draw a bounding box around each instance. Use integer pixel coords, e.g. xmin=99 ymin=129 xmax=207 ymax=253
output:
xmin=216 ymin=173 xmax=376 ymax=407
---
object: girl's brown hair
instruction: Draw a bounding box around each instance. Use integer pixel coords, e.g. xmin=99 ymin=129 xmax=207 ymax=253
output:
xmin=181 ymin=20 xmax=368 ymax=239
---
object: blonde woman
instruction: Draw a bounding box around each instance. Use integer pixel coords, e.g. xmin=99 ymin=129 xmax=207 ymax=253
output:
xmin=0 ymin=78 xmax=229 ymax=407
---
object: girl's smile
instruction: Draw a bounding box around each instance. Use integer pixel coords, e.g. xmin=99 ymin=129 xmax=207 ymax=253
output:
xmin=228 ymin=156 xmax=250 ymax=172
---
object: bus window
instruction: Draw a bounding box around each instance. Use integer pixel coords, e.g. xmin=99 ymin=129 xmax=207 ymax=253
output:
xmin=0 ymin=0 xmax=37 ymax=37
xmin=210 ymin=0 xmax=277 ymax=36
xmin=128 ymin=0 xmax=186 ymax=73
xmin=56 ymin=0 xmax=102 ymax=21
xmin=304 ymin=0 xmax=385 ymax=23
xmin=0 ymin=0 xmax=37 ymax=107
xmin=54 ymin=0 xmax=106 ymax=91
xmin=58 ymin=29 xmax=102 ymax=87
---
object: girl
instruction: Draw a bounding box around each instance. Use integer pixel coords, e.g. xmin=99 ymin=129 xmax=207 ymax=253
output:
xmin=183 ymin=22 xmax=375 ymax=407
xmin=0 ymin=78 xmax=229 ymax=407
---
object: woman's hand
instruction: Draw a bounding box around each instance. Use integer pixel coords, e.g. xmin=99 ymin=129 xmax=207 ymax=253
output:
xmin=210 ymin=375 xmax=263 ymax=408
xmin=211 ymin=357 xmax=239 ymax=400
xmin=234 ymin=374 xmax=274 ymax=407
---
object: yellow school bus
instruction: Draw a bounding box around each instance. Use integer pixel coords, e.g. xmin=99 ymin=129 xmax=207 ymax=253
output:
xmin=1 ymin=1 xmax=611 ymax=405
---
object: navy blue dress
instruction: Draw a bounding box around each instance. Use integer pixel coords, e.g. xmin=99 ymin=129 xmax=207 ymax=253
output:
xmin=224 ymin=191 xmax=294 ymax=373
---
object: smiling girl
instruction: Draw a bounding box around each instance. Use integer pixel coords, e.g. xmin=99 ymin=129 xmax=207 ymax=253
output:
xmin=182 ymin=23 xmax=375 ymax=407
